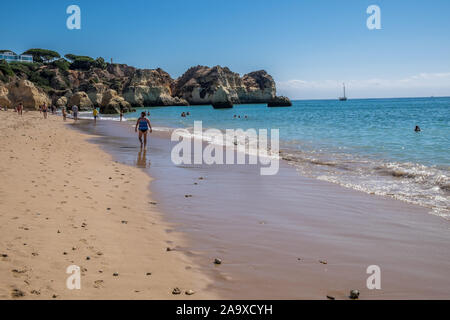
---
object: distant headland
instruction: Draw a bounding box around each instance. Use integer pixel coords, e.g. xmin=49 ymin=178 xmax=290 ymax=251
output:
xmin=0 ymin=49 xmax=291 ymax=113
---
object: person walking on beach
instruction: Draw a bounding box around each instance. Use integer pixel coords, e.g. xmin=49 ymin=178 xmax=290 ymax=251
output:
xmin=135 ymin=111 xmax=152 ymax=150
xmin=17 ymin=102 xmax=23 ymax=116
xmin=42 ymin=103 xmax=48 ymax=119
xmin=72 ymin=105 xmax=79 ymax=122
xmin=119 ymin=108 xmax=123 ymax=122
xmin=62 ymin=107 xmax=67 ymax=121
xmin=93 ymin=108 xmax=99 ymax=123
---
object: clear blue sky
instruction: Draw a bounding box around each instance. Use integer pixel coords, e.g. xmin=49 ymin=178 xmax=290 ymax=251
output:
xmin=1 ymin=0 xmax=449 ymax=99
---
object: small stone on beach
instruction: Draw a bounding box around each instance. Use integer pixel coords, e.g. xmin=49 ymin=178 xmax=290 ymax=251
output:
xmin=349 ymin=290 xmax=360 ymax=300
xmin=214 ymin=258 xmax=222 ymax=265
xmin=113 ymin=273 xmax=119 ymax=277
xmin=172 ymin=287 xmax=181 ymax=295
xmin=319 ymin=260 xmax=328 ymax=265
xmin=185 ymin=290 xmax=195 ymax=296
xmin=326 ymin=295 xmax=335 ymax=300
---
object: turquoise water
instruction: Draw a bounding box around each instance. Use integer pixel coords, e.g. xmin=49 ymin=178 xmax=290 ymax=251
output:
xmin=100 ymin=97 xmax=450 ymax=217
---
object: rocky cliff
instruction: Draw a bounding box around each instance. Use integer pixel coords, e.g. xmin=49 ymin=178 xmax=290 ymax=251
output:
xmin=172 ymin=66 xmax=277 ymax=105
xmin=0 ymin=56 xmax=289 ymax=113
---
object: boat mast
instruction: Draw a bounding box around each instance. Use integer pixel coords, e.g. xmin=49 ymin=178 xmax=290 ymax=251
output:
xmin=343 ymin=83 xmax=346 ymax=98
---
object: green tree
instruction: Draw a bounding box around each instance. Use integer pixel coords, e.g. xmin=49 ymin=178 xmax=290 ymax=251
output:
xmin=23 ymin=49 xmax=61 ymax=63
xmin=0 ymin=59 xmax=14 ymax=82
xmin=51 ymin=58 xmax=71 ymax=72
xmin=95 ymin=57 xmax=107 ymax=69
xmin=70 ymin=56 xmax=95 ymax=70
xmin=0 ymin=50 xmax=17 ymax=55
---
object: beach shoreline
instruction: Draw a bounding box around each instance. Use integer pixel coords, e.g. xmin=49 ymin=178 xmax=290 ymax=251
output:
xmin=75 ymin=117 xmax=450 ymax=300
xmin=2 ymin=110 xmax=449 ymax=300
xmin=0 ymin=110 xmax=217 ymax=300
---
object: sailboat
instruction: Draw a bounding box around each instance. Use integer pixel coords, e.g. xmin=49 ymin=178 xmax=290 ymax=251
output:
xmin=339 ymin=83 xmax=348 ymax=101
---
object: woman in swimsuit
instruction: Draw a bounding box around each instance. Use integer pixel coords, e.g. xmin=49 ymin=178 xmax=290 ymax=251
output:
xmin=42 ymin=103 xmax=48 ymax=119
xmin=135 ymin=111 xmax=152 ymax=149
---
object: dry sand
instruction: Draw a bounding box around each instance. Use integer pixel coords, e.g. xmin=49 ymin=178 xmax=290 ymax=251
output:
xmin=0 ymin=110 xmax=217 ymax=300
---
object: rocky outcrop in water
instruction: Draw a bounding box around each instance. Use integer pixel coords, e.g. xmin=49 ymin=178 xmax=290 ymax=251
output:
xmin=267 ymin=96 xmax=292 ymax=107
xmin=172 ymin=66 xmax=278 ymax=106
xmin=0 ymin=52 xmax=290 ymax=112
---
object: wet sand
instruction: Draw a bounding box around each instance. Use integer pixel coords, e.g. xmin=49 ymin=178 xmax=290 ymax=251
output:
xmin=77 ymin=119 xmax=450 ymax=300
xmin=0 ymin=111 xmax=216 ymax=299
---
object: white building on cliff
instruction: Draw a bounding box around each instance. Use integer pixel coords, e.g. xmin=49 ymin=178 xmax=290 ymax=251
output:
xmin=0 ymin=51 xmax=33 ymax=63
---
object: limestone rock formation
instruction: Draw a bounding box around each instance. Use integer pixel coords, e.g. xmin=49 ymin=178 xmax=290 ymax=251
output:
xmin=0 ymin=85 xmax=11 ymax=107
xmin=267 ymin=96 xmax=292 ymax=107
xmin=123 ymin=68 xmax=188 ymax=107
xmin=240 ymin=71 xmax=276 ymax=103
xmin=5 ymin=80 xmax=51 ymax=110
xmin=100 ymin=89 xmax=132 ymax=114
xmin=68 ymin=91 xmax=93 ymax=110
xmin=172 ymin=66 xmax=276 ymax=106
xmin=55 ymin=96 xmax=68 ymax=108
xmin=0 ymin=56 xmax=286 ymax=111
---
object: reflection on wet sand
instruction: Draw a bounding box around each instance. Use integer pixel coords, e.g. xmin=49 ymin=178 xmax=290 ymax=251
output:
xmin=136 ymin=148 xmax=150 ymax=168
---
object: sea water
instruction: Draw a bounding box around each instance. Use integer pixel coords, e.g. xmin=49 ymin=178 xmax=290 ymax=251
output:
xmin=98 ymin=97 xmax=450 ymax=218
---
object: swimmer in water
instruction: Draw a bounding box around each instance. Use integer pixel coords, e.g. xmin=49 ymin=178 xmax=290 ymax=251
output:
xmin=415 ymin=125 xmax=421 ymax=132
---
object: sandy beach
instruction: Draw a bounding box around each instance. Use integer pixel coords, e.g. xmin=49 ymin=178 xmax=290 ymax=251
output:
xmin=0 ymin=110 xmax=216 ymax=300
xmin=1 ymin=109 xmax=449 ymax=300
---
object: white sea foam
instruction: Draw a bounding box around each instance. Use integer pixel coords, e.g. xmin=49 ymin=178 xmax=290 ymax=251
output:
xmin=282 ymin=149 xmax=450 ymax=219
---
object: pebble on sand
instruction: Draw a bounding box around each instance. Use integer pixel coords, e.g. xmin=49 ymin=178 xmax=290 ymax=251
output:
xmin=349 ymin=290 xmax=360 ymax=300
xmin=113 ymin=272 xmax=119 ymax=277
xmin=319 ymin=260 xmax=328 ymax=265
xmin=185 ymin=290 xmax=195 ymax=296
xmin=214 ymin=258 xmax=222 ymax=265
xmin=326 ymin=295 xmax=335 ymax=300
xmin=172 ymin=288 xmax=181 ymax=295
